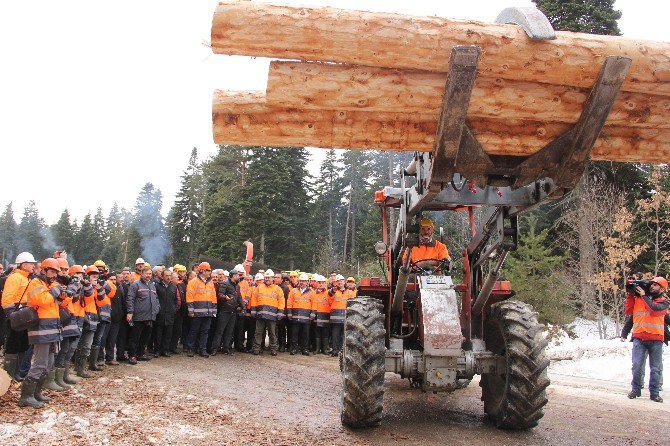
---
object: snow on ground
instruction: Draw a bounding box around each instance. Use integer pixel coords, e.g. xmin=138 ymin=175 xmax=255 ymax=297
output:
xmin=547 ymin=317 xmax=670 ymax=384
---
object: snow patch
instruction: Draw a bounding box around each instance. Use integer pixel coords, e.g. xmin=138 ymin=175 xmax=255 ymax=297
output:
xmin=547 ymin=317 xmax=670 ymax=384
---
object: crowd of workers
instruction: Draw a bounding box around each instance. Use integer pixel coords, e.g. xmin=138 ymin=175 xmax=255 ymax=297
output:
xmin=0 ymin=251 xmax=357 ymax=408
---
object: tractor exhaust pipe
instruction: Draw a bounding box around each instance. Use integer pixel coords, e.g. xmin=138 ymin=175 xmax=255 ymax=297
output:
xmin=471 ymin=251 xmax=508 ymax=316
xmin=392 ymin=249 xmax=412 ymax=315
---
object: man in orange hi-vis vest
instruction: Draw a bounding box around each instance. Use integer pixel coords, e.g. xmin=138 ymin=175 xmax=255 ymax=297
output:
xmin=625 ymin=276 xmax=669 ymax=402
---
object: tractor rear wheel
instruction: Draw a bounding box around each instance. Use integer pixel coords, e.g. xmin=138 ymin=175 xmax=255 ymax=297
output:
xmin=341 ymin=297 xmax=386 ymax=429
xmin=480 ymin=300 xmax=550 ymax=429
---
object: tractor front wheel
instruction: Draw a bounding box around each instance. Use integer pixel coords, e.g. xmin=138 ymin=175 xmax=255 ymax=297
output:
xmin=340 ymin=297 xmax=386 ymax=429
xmin=480 ymin=300 xmax=550 ymax=429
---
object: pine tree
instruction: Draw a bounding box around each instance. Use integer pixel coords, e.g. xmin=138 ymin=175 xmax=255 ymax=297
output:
xmin=532 ymin=0 xmax=622 ymax=35
xmin=312 ymin=149 xmax=345 ymax=270
xmin=169 ymin=147 xmax=204 ymax=264
xmin=52 ymin=209 xmax=76 ymax=253
xmin=133 ymin=183 xmax=171 ymax=265
xmin=102 ymin=203 xmax=127 ymax=269
xmin=0 ymin=203 xmax=18 ymax=265
xmin=16 ymin=200 xmax=48 ymax=260
xmin=199 ymin=145 xmax=251 ymax=261
xmin=505 ymin=215 xmax=574 ymax=324
xmin=74 ymin=213 xmax=96 ymax=264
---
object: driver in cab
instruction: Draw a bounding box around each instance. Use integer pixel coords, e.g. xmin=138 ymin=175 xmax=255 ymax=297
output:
xmin=407 ymin=218 xmax=451 ymax=273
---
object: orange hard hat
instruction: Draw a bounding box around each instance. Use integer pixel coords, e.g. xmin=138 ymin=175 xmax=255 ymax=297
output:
xmin=41 ymin=258 xmax=60 ymax=272
xmin=85 ymin=265 xmax=99 ymax=275
xmin=198 ymin=262 xmax=211 ymax=271
xmin=651 ymin=276 xmax=669 ymax=290
xmin=57 ymin=258 xmax=69 ymax=270
xmin=69 ymin=265 xmax=85 ymax=275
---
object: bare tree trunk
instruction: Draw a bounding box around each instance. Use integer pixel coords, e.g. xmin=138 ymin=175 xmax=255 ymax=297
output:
xmin=343 ymin=186 xmax=352 ymax=261
xmin=259 ymin=232 xmax=265 ymax=264
xmin=350 ymin=200 xmax=356 ymax=263
xmin=597 ymin=288 xmax=605 ymax=339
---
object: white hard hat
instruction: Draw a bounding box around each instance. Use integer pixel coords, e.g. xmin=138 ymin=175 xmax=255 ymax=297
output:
xmin=135 ymin=258 xmax=145 ymax=265
xmin=298 ymin=273 xmax=309 ymax=281
xmin=15 ymin=252 xmax=36 ymax=264
xmin=234 ymin=264 xmax=245 ymax=273
xmin=314 ymin=274 xmax=325 ymax=282
xmin=264 ymin=269 xmax=274 ymax=278
xmin=223 ymin=270 xmax=229 ymax=276
xmin=254 ymin=272 xmax=264 ymax=281
xmin=336 ymin=274 xmax=345 ymax=281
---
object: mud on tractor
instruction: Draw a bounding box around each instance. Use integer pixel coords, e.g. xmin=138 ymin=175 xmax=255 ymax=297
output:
xmin=339 ymin=8 xmax=631 ymax=430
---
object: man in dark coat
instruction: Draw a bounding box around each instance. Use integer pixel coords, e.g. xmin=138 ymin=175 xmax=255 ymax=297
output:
xmin=170 ymin=268 xmax=188 ymax=353
xmin=210 ymin=268 xmax=242 ymax=355
xmin=104 ymin=271 xmax=125 ymax=365
xmin=126 ymin=266 xmax=160 ymax=364
xmin=153 ymin=269 xmax=177 ymax=357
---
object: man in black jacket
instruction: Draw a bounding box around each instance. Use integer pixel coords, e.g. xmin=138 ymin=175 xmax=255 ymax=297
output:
xmin=104 ymin=272 xmax=125 ymax=365
xmin=126 ymin=267 xmax=160 ymax=365
xmin=116 ymin=268 xmax=131 ymax=361
xmin=153 ymin=269 xmax=177 ymax=357
xmin=170 ymin=268 xmax=188 ymax=353
xmin=211 ymin=268 xmax=243 ymax=355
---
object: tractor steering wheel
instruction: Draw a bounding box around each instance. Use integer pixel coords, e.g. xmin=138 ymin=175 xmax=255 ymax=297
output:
xmin=409 ymin=258 xmax=452 ymax=276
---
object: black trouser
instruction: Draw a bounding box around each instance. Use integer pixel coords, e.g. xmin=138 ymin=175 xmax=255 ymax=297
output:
xmin=245 ymin=317 xmax=256 ymax=351
xmin=153 ymin=324 xmax=173 ymax=354
xmin=234 ymin=314 xmax=245 ymax=351
xmin=0 ymin=309 xmax=6 ymax=352
xmin=291 ymin=322 xmax=310 ymax=353
xmin=129 ymin=321 xmax=153 ymax=358
xmin=105 ymin=322 xmax=120 ymax=361
xmin=186 ymin=317 xmax=212 ymax=352
xmin=116 ymin=320 xmax=129 ymax=360
xmin=277 ymin=317 xmax=290 ymax=350
xmin=170 ymin=310 xmax=185 ymax=352
xmin=330 ymin=323 xmax=344 ymax=354
xmin=212 ymin=312 xmax=236 ymax=353
xmin=5 ymin=325 xmax=29 ymax=355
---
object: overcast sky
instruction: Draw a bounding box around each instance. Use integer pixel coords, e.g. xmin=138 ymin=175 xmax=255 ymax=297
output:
xmin=1 ymin=0 xmax=668 ymax=224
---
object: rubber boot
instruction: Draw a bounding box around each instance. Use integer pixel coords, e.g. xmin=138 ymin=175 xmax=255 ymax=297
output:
xmin=322 ymin=334 xmax=331 ymax=355
xmin=18 ymin=377 xmax=44 ymax=408
xmin=3 ymin=353 xmax=19 ymax=380
xmin=63 ymin=364 xmax=80 ymax=384
xmin=315 ymin=337 xmax=322 ymax=355
xmin=34 ymin=374 xmax=52 ymax=403
xmin=75 ymin=354 xmax=92 ymax=379
xmin=54 ymin=368 xmax=71 ymax=390
xmin=88 ymin=347 xmax=103 ymax=371
xmin=44 ymin=369 xmax=66 ymax=391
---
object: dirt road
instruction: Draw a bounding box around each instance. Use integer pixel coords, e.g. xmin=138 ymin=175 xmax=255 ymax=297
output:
xmin=1 ymin=352 xmax=667 ymax=445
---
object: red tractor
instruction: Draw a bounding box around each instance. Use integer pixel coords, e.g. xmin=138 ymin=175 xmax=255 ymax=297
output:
xmin=339 ymin=8 xmax=631 ymax=430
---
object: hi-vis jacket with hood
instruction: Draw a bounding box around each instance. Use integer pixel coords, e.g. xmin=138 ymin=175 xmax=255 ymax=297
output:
xmin=25 ymin=275 xmax=63 ymax=344
xmin=287 ymin=286 xmax=313 ymax=323
xmin=186 ymin=275 xmax=217 ymax=318
xmin=250 ymin=282 xmax=284 ymax=321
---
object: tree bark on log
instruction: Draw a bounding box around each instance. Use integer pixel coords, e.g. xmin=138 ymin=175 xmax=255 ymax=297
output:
xmin=267 ymin=61 xmax=670 ymax=129
xmin=212 ymin=91 xmax=670 ymax=163
xmin=211 ymin=1 xmax=670 ymax=96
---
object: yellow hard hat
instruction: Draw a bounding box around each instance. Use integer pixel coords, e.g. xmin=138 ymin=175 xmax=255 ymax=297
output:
xmin=289 ymin=271 xmax=300 ymax=277
xmin=173 ymin=264 xmax=187 ymax=272
xmin=93 ymin=260 xmax=107 ymax=268
xmin=419 ymin=218 xmax=434 ymax=229
xmin=346 ymin=277 xmax=356 ymax=282
xmin=144 ymin=262 xmax=151 ymax=268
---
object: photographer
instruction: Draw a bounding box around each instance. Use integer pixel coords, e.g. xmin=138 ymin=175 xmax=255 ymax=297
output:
xmin=625 ymin=276 xmax=669 ymax=402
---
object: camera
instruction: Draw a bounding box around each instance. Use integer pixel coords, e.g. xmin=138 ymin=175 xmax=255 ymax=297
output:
xmin=625 ymin=278 xmax=652 ymax=295
xmin=70 ymin=276 xmax=80 ymax=284
xmin=97 ymin=278 xmax=106 ymax=286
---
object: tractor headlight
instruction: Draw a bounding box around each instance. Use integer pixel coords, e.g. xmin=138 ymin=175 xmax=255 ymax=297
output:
xmin=374 ymin=241 xmax=388 ymax=256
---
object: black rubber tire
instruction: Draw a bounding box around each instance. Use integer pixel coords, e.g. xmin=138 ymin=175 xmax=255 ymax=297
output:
xmin=480 ymin=300 xmax=550 ymax=429
xmin=340 ymin=297 xmax=386 ymax=429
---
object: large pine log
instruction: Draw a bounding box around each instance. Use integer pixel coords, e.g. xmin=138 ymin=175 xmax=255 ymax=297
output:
xmin=212 ymin=91 xmax=670 ymax=163
xmin=266 ymin=61 xmax=670 ymax=129
xmin=211 ymin=1 xmax=670 ymax=96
